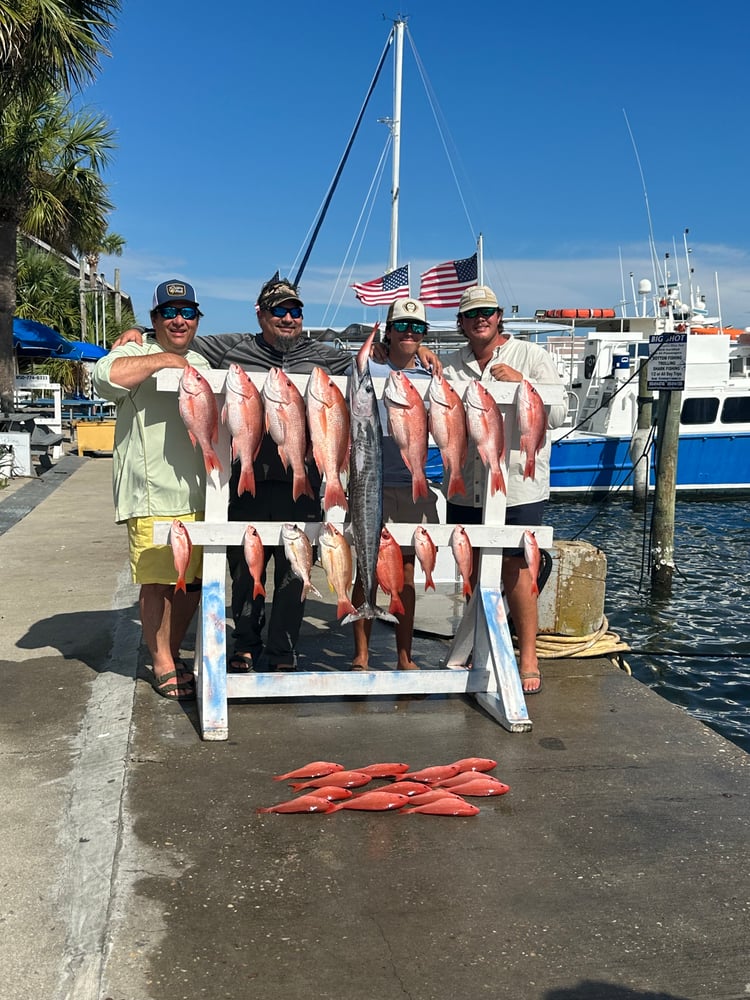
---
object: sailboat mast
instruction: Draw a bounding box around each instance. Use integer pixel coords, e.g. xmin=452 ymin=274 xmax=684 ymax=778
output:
xmin=388 ymin=18 xmax=405 ymax=275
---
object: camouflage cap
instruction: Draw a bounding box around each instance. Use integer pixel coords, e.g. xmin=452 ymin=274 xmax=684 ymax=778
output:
xmin=257 ymin=277 xmax=304 ymax=311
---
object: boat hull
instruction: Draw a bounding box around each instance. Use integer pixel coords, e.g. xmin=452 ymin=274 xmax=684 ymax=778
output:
xmin=551 ymin=431 xmax=750 ymax=493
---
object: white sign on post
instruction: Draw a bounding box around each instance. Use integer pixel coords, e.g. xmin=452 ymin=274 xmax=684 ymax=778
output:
xmin=648 ymin=332 xmax=687 ymax=390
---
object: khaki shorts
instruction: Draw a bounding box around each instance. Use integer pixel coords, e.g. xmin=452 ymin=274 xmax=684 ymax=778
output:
xmin=127 ymin=512 xmax=204 ymax=586
xmin=383 ymin=485 xmax=439 ymax=555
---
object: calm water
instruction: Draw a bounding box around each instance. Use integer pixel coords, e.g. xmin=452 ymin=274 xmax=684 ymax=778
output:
xmin=548 ymin=496 xmax=750 ymax=754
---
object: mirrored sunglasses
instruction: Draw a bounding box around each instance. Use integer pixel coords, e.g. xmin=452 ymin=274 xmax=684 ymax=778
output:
xmin=269 ymin=305 xmax=303 ymax=319
xmin=391 ymin=320 xmax=427 ymax=336
xmin=157 ymin=305 xmax=198 ymax=320
xmin=462 ymin=307 xmax=498 ymax=319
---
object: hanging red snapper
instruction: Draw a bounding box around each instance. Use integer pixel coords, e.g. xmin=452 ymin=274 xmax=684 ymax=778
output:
xmin=383 ymin=370 xmax=429 ymax=501
xmin=222 ymin=363 xmax=264 ymax=497
xmin=376 ymin=526 xmax=405 ymax=616
xmin=413 ymin=525 xmax=437 ymax=592
xmin=262 ymin=367 xmax=314 ymax=501
xmin=450 ymin=524 xmax=474 ymax=598
xmin=464 ymin=379 xmax=506 ymax=496
xmin=169 ymin=519 xmax=192 ymax=594
xmin=318 ymin=522 xmax=357 ymax=620
xmin=427 ymin=374 xmax=467 ymax=498
xmin=243 ymin=525 xmax=266 ymax=600
xmin=517 ymin=379 xmax=548 ymax=481
xmin=523 ymin=529 xmax=541 ymax=596
xmin=281 ymin=524 xmax=322 ymax=601
xmin=178 ymin=365 xmax=222 ymax=475
xmin=305 ymin=367 xmax=350 ymax=513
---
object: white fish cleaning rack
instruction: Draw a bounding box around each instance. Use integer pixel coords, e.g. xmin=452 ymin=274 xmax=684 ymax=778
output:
xmin=155 ymin=369 xmax=563 ymax=740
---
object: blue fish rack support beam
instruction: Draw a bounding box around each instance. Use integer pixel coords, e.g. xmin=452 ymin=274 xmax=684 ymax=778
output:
xmin=154 ymin=370 xmax=564 ymax=741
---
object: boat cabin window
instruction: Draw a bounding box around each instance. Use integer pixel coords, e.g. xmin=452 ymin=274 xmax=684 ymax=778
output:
xmin=680 ymin=397 xmax=719 ymax=425
xmin=720 ymin=397 xmax=750 ymax=424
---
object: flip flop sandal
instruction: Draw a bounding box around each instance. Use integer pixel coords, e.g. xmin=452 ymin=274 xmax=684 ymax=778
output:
xmin=520 ymin=672 xmax=543 ymax=695
xmin=152 ymin=669 xmax=196 ymax=701
xmin=228 ymin=652 xmax=255 ymax=673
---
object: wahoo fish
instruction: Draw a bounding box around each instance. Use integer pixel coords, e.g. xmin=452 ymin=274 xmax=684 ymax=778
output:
xmin=376 ymin=526 xmax=405 ymax=616
xmin=523 ymin=529 xmax=541 ymax=596
xmin=242 ymin=525 xmax=266 ymax=600
xmin=427 ymin=374 xmax=467 ymax=498
xmin=318 ymin=522 xmax=357 ymax=620
xmin=464 ymin=379 xmax=506 ymax=496
xmin=169 ymin=519 xmax=192 ymax=594
xmin=272 ymin=761 xmax=345 ymax=781
xmin=257 ymin=794 xmax=337 ymax=814
xmin=450 ymin=524 xmax=474 ymax=598
xmin=281 ymin=524 xmax=322 ymax=601
xmin=262 ymin=367 xmax=314 ymax=501
xmin=291 ymin=770 xmax=372 ymax=792
xmin=404 ymin=799 xmax=480 ymax=817
xmin=413 ymin=525 xmax=437 ymax=591
xmin=517 ymin=379 xmax=548 ymax=481
xmin=383 ymin=370 xmax=429 ymax=501
xmin=178 ymin=365 xmax=222 ymax=475
xmin=344 ymin=325 xmax=395 ymax=625
xmin=306 ymin=366 xmax=350 ymax=513
xmin=221 ymin=363 xmax=264 ymax=497
xmin=327 ymin=790 xmax=411 ymax=812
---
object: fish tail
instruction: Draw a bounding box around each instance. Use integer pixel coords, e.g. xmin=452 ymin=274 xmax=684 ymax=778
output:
xmin=373 ymin=605 xmax=399 ymax=624
xmin=447 ymin=473 xmax=466 ymax=498
xmin=389 ymin=595 xmax=406 ymax=616
xmin=412 ymin=474 xmax=429 ymax=502
xmin=491 ymin=469 xmax=506 ymax=496
xmin=292 ymin=472 xmax=315 ymax=502
xmin=325 ymin=802 xmax=346 ymax=813
xmin=174 ymin=575 xmax=187 ymax=594
xmin=324 ymin=479 xmax=348 ymax=513
xmin=203 ymin=448 xmax=223 ymax=475
xmin=238 ymin=465 xmax=256 ymax=498
xmin=424 ymin=574 xmax=435 ymax=592
xmin=523 ymin=456 xmax=536 ymax=480
xmin=252 ymin=581 xmax=266 ymax=600
xmin=341 ymin=602 xmax=376 ymax=625
xmin=337 ymin=598 xmax=358 ymax=620
xmin=462 ymin=580 xmax=473 ymax=598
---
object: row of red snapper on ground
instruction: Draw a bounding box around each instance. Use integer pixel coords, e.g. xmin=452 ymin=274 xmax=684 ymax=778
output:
xmin=258 ymin=757 xmax=510 ymax=816
xmin=169 ymin=516 xmax=542 ymax=623
xmin=176 ymin=360 xmax=549 ymax=508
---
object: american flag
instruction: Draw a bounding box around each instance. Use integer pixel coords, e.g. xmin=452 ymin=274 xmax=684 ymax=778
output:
xmin=352 ymin=264 xmax=410 ymax=306
xmin=418 ymin=254 xmax=478 ymax=307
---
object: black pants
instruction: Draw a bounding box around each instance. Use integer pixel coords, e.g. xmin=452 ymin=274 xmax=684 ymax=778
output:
xmin=227 ymin=481 xmax=321 ymax=668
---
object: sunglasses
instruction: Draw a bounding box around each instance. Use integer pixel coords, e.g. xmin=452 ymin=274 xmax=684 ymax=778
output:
xmin=391 ymin=320 xmax=427 ymax=336
xmin=462 ymin=307 xmax=498 ymax=319
xmin=268 ymin=305 xmax=303 ymax=319
xmin=157 ymin=305 xmax=198 ymax=320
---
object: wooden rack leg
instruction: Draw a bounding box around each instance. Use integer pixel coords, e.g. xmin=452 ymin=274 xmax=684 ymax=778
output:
xmin=472 ymin=587 xmax=532 ymax=732
xmin=197 ymin=546 xmax=228 ymax=740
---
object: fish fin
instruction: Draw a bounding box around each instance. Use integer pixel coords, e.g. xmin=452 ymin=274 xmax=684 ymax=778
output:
xmin=388 ymin=595 xmax=406 ymax=616
xmin=373 ymin=605 xmax=399 ymax=624
xmin=341 ymin=602 xmax=375 ymax=625
xmin=238 ymin=466 xmax=256 ymax=498
xmin=203 ymin=448 xmax=223 ymax=475
xmin=174 ymin=577 xmax=187 ymax=594
xmin=337 ymin=599 xmax=358 ymax=620
xmin=424 ymin=575 xmax=435 ymax=592
xmin=446 ymin=474 xmax=466 ymax=498
xmin=411 ymin=474 xmax=429 ymax=502
xmin=252 ymin=582 xmax=266 ymax=600
xmin=323 ymin=479 xmax=348 ymax=513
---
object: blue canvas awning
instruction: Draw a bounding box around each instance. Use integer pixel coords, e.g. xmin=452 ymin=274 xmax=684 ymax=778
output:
xmin=12 ymin=318 xmax=107 ymax=360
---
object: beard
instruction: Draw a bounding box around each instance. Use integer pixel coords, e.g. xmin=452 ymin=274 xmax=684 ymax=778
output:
xmin=273 ymin=329 xmax=300 ymax=353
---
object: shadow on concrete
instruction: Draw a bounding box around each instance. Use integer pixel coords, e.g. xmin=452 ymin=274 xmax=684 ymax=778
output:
xmin=545 ymin=983 xmax=691 ymax=1000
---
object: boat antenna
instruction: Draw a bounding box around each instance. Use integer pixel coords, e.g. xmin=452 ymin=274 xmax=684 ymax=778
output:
xmin=623 ymin=109 xmax=663 ymax=298
xmin=292 ymin=26 xmax=395 ymax=286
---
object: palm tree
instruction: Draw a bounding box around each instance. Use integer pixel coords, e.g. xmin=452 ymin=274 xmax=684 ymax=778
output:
xmin=0 ymin=88 xmax=116 ymax=409
xmin=0 ymin=0 xmax=120 ymax=410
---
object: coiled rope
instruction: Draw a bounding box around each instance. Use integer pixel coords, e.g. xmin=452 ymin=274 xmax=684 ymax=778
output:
xmin=513 ymin=615 xmax=632 ymax=672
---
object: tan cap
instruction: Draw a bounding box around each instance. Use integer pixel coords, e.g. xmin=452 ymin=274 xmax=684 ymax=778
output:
xmin=458 ymin=285 xmax=500 ymax=313
xmin=387 ymin=297 xmax=427 ymax=325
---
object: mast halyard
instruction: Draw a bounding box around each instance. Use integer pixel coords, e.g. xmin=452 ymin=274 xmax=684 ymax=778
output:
xmin=388 ymin=18 xmax=405 ymax=275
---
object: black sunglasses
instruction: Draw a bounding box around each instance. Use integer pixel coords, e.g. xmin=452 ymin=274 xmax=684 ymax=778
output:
xmin=157 ymin=305 xmax=199 ymax=320
xmin=269 ymin=305 xmax=303 ymax=319
xmin=391 ymin=320 xmax=427 ymax=336
xmin=462 ymin=307 xmax=498 ymax=319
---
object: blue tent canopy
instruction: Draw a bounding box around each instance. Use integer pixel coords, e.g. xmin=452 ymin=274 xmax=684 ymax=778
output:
xmin=12 ymin=318 xmax=107 ymax=359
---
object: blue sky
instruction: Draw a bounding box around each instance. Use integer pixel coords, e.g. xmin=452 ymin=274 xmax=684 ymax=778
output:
xmin=82 ymin=0 xmax=750 ymax=336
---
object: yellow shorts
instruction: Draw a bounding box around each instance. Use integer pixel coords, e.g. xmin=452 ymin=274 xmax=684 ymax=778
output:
xmin=127 ymin=512 xmax=204 ymax=586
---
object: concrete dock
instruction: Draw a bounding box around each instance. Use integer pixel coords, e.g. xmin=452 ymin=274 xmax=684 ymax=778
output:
xmin=0 ymin=456 xmax=747 ymax=1000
